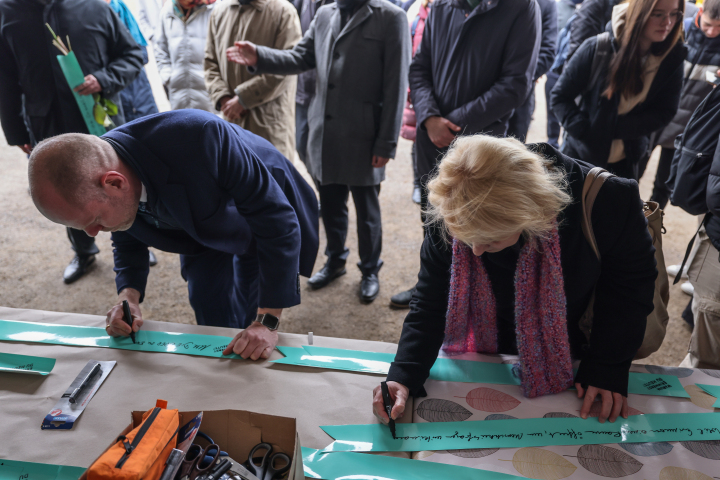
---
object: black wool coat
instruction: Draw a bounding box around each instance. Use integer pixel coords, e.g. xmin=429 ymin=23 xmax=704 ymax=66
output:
xmin=551 ymin=32 xmax=686 ymax=170
xmin=387 ymin=145 xmax=657 ymax=398
xmin=409 ymin=0 xmax=541 ymax=178
xmin=0 ymin=0 xmax=143 ymax=145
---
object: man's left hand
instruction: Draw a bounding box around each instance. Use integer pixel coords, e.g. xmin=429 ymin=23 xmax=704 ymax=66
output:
xmin=372 ymin=155 xmax=390 ymax=168
xmin=221 ymin=95 xmax=246 ymax=121
xmin=576 ymin=382 xmax=628 ymax=423
xmin=74 ymin=75 xmax=102 ymax=95
xmin=223 ymin=320 xmax=278 ymax=360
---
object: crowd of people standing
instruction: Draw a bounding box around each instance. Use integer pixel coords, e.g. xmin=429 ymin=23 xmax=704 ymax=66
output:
xmin=3 ymin=0 xmax=720 ymax=419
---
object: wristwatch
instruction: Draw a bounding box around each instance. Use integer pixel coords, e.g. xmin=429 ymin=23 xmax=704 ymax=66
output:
xmin=255 ymin=313 xmax=280 ymax=331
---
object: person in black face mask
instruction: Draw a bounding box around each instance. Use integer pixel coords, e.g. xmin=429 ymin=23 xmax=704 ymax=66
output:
xmin=227 ymin=0 xmax=411 ymax=304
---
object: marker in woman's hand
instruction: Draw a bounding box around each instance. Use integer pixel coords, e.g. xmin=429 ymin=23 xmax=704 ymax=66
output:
xmin=381 ymin=381 xmax=397 ymax=439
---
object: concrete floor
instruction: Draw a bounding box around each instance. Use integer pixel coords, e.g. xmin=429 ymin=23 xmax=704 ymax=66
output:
xmin=0 ymin=53 xmax=698 ymax=366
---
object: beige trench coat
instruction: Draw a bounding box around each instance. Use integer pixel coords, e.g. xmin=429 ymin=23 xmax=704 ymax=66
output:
xmin=204 ymin=0 xmax=301 ymax=160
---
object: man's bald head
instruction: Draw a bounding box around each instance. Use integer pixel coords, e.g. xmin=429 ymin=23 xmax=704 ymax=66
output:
xmin=28 ymin=133 xmax=113 ymax=211
xmin=28 ymin=133 xmax=141 ymax=236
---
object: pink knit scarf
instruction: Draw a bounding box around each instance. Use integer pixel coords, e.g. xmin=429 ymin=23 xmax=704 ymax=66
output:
xmin=443 ymin=226 xmax=574 ymax=398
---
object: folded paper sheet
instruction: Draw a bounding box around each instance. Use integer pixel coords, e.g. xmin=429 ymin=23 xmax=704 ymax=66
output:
xmin=0 ymin=352 xmax=56 ymax=375
xmin=0 ymin=459 xmax=85 ymax=480
xmin=56 ymin=52 xmax=106 ymax=136
xmin=0 ymin=320 xmax=242 ymax=359
xmin=274 ymin=346 xmax=689 ymax=398
xmin=301 ymin=448 xmax=531 ymax=480
xmin=321 ymin=413 xmax=720 ymax=452
xmin=697 ymin=384 xmax=720 ymax=408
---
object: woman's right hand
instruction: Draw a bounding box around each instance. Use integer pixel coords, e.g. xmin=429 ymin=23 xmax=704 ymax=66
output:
xmin=372 ymin=381 xmax=409 ymax=423
xmin=227 ymin=41 xmax=258 ymax=67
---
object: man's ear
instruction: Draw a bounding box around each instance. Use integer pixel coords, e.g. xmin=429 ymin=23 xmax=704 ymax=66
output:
xmin=100 ymin=171 xmax=127 ymax=193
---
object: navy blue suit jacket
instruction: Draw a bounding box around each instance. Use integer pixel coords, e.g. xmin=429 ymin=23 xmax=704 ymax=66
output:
xmin=104 ymin=110 xmax=319 ymax=309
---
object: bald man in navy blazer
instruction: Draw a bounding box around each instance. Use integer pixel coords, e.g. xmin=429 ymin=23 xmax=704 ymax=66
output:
xmin=28 ymin=110 xmax=319 ymax=359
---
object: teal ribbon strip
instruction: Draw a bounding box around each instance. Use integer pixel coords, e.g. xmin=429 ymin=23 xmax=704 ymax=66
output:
xmin=0 ymin=320 xmax=242 ymax=360
xmin=302 ymin=447 xmax=531 ymax=480
xmin=0 ymin=352 xmax=56 ymax=375
xmin=321 ymin=413 xmax=720 ymax=453
xmin=0 ymin=459 xmax=86 ymax=480
xmin=273 ymin=346 xmax=688 ymax=398
xmin=697 ymin=384 xmax=720 ymax=407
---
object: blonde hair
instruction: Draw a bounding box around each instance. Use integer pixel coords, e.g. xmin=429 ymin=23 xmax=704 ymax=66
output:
xmin=426 ymin=135 xmax=572 ymax=246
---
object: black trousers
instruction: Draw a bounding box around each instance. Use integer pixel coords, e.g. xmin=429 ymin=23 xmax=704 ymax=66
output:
xmin=66 ymin=228 xmax=99 ymax=257
xmin=180 ymin=245 xmax=260 ymax=329
xmin=507 ymin=90 xmax=535 ymax=143
xmin=545 ymin=70 xmax=562 ymax=148
xmin=318 ymin=183 xmax=383 ymax=276
xmin=650 ymin=146 xmax=674 ymax=210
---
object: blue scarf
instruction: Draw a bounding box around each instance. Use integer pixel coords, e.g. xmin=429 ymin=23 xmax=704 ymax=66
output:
xmin=108 ymin=0 xmax=147 ymax=46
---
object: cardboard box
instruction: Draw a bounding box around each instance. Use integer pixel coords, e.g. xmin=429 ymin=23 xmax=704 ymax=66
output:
xmin=80 ymin=409 xmax=303 ymax=480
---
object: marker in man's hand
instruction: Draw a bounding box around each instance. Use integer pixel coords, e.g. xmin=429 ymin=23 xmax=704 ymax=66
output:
xmin=122 ymin=300 xmax=137 ymax=344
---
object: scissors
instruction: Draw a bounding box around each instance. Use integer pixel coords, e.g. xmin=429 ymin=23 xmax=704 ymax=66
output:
xmin=246 ymin=443 xmax=290 ymax=480
xmin=178 ymin=432 xmax=227 ymax=480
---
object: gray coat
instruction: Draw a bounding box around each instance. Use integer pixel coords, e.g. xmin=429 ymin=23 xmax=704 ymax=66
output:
xmin=253 ymin=0 xmax=411 ymax=186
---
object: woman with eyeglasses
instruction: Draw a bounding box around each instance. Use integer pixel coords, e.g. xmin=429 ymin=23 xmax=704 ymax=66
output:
xmin=551 ymin=0 xmax=687 ymax=180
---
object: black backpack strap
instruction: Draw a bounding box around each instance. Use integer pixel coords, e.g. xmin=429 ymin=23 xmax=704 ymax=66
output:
xmin=674 ymin=213 xmax=711 ymax=285
xmin=588 ymin=32 xmax=612 ymax=93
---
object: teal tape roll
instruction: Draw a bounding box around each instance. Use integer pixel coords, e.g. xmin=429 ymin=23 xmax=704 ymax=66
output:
xmin=321 ymin=413 xmax=720 ymax=453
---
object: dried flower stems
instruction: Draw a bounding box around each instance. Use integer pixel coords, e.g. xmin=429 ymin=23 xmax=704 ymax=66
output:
xmin=45 ymin=23 xmax=71 ymax=55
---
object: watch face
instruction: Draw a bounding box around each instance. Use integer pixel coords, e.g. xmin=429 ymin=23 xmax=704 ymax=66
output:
xmin=260 ymin=314 xmax=279 ymax=330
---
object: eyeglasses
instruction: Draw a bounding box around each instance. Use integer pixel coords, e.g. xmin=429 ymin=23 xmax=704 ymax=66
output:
xmin=649 ymin=10 xmax=683 ymax=23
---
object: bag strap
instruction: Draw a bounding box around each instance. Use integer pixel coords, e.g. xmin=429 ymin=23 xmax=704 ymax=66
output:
xmin=588 ymin=32 xmax=612 ymax=93
xmin=581 ymin=167 xmax=615 ymax=261
xmin=673 ymin=212 xmax=711 ymax=285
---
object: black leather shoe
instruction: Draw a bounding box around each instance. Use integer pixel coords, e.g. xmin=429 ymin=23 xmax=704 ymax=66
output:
xmin=390 ymin=288 xmax=415 ymax=309
xmin=361 ymin=274 xmax=380 ymax=303
xmin=63 ymin=255 xmax=96 ymax=284
xmin=149 ymin=250 xmax=158 ymax=267
xmin=308 ymin=264 xmax=346 ymax=290
xmin=412 ymin=186 xmax=422 ymax=205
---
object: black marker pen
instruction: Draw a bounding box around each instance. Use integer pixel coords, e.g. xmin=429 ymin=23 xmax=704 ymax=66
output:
xmin=381 ymin=381 xmax=397 ymax=439
xmin=122 ymin=300 xmax=137 ymax=344
xmin=68 ymin=362 xmax=102 ymax=404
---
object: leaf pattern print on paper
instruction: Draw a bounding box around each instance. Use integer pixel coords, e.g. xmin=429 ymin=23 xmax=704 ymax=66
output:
xmin=509 ymin=447 xmax=577 ymax=480
xmin=619 ymin=442 xmax=674 ymax=457
xmin=485 ymin=414 xmax=518 ymax=421
xmin=544 ymin=412 xmax=580 ymax=419
xmin=416 ymin=399 xmax=473 ymax=423
xmin=680 ymin=440 xmax=720 ymax=460
xmin=459 ymin=387 xmax=521 ymax=412
xmin=575 ymin=445 xmax=643 ymax=477
xmin=684 ymin=385 xmax=718 ymax=411
xmin=448 ymin=448 xmax=500 ymax=458
xmin=699 ymin=369 xmax=720 ymax=379
xmin=659 ymin=466 xmax=714 ymax=480
xmin=645 ymin=365 xmax=694 ymax=378
xmin=412 ymin=450 xmax=436 ymax=459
